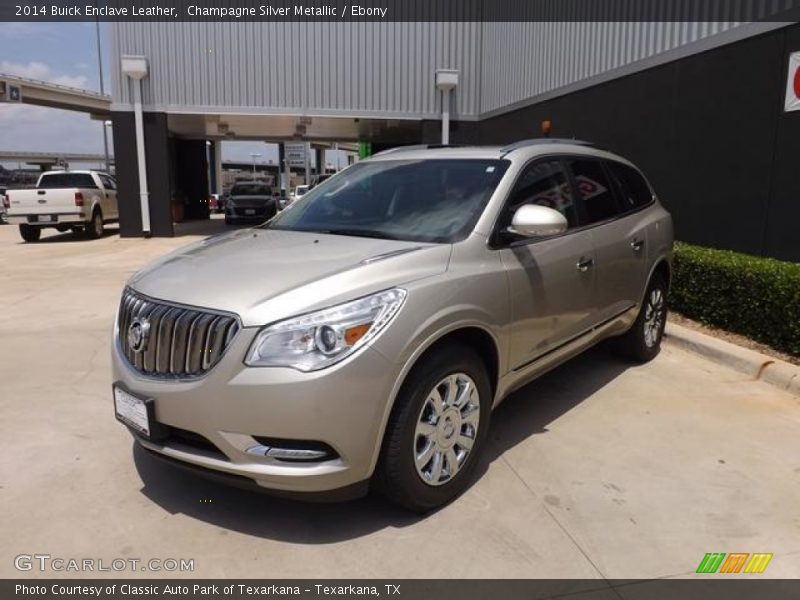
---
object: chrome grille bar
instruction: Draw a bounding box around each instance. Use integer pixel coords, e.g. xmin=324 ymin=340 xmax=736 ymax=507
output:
xmin=117 ymin=288 xmax=240 ymax=378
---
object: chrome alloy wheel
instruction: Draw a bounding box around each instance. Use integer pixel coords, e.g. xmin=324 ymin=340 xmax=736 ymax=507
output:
xmin=413 ymin=373 xmax=480 ymax=487
xmin=643 ymin=287 xmax=666 ymax=348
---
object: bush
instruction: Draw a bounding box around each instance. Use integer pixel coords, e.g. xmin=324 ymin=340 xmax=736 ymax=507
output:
xmin=671 ymin=242 xmax=800 ymax=356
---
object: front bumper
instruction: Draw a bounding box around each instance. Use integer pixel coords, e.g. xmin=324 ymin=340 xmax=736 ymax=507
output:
xmin=112 ymin=326 xmax=401 ymax=495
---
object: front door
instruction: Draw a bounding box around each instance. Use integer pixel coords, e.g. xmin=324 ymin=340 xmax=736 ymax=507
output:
xmin=497 ymin=159 xmax=597 ymax=370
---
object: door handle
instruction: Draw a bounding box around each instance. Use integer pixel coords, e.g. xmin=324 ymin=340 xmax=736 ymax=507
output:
xmin=631 ymin=238 xmax=645 ymax=252
xmin=576 ymin=257 xmax=594 ymax=272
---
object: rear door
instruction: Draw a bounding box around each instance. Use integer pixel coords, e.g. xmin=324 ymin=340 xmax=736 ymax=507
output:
xmin=97 ymin=174 xmax=118 ymax=219
xmin=497 ymin=158 xmax=597 ymax=369
xmin=565 ymin=157 xmax=648 ymax=323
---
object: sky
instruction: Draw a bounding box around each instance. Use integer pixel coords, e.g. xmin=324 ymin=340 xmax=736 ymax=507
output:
xmin=0 ymin=22 xmax=332 ymax=168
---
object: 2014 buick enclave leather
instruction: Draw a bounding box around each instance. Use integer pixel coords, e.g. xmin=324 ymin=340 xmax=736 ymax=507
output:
xmin=112 ymin=140 xmax=673 ymax=512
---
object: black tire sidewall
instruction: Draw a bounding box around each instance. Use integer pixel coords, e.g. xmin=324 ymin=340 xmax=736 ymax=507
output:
xmin=377 ymin=345 xmax=492 ymax=512
xmin=87 ymin=210 xmax=104 ymax=239
xmin=19 ymin=224 xmax=41 ymax=242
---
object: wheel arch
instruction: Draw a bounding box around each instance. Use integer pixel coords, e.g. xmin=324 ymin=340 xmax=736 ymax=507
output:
xmin=368 ymin=323 xmax=501 ymax=476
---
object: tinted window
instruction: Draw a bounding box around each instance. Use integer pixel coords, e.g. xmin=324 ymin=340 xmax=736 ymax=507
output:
xmin=37 ymin=173 xmax=97 ymax=189
xmin=606 ymin=161 xmax=653 ymax=210
xmin=98 ymin=175 xmax=116 ymax=190
xmin=267 ymin=159 xmax=510 ymax=243
xmin=567 ymin=159 xmax=621 ymax=224
xmin=231 ymin=184 xmax=271 ymax=196
xmin=500 ymin=160 xmax=578 ymax=230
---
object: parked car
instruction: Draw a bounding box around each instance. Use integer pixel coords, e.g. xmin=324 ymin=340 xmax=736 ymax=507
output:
xmin=274 ymin=190 xmax=290 ymax=211
xmin=208 ymin=193 xmax=228 ymax=214
xmin=112 ymin=140 xmax=673 ymax=512
xmin=311 ymin=173 xmax=333 ymax=188
xmin=290 ymin=184 xmax=310 ymax=202
xmin=0 ymin=187 xmax=8 ymax=223
xmin=5 ymin=170 xmax=118 ymax=242
xmin=224 ymin=182 xmax=277 ymax=225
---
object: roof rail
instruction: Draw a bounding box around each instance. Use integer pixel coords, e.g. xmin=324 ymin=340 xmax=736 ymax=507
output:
xmin=371 ymin=143 xmax=463 ymax=157
xmin=500 ymin=138 xmax=596 ymax=155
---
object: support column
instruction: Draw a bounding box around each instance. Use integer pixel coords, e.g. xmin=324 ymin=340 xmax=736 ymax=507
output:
xmin=282 ymin=142 xmax=292 ymax=195
xmin=213 ymin=141 xmax=223 ymax=196
xmin=278 ymin=143 xmax=286 ymax=194
xmin=304 ymin=141 xmax=311 ymax=185
xmin=315 ymin=148 xmax=324 ymax=175
xmin=111 ymin=111 xmax=173 ymax=237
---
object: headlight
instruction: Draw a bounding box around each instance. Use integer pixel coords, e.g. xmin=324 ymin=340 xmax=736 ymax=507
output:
xmin=245 ymin=288 xmax=407 ymax=371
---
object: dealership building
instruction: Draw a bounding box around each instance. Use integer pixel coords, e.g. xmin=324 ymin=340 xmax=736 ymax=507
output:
xmin=109 ymin=18 xmax=800 ymax=261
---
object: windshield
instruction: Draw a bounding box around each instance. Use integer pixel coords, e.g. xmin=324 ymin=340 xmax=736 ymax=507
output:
xmin=266 ymin=159 xmax=509 ymax=243
xmin=231 ymin=183 xmax=271 ymax=196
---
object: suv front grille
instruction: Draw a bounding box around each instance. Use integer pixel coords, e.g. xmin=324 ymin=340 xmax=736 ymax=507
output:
xmin=118 ymin=288 xmax=240 ymax=378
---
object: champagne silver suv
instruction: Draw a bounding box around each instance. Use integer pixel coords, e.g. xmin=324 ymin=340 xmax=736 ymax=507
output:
xmin=112 ymin=140 xmax=673 ymax=512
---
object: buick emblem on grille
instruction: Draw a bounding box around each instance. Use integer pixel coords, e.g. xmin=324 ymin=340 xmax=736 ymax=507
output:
xmin=128 ymin=318 xmax=151 ymax=353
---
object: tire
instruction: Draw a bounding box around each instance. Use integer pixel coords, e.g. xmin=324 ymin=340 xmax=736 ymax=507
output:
xmin=19 ymin=224 xmax=41 ymax=243
xmin=616 ymin=273 xmax=668 ymax=362
xmin=85 ymin=209 xmax=104 ymax=239
xmin=375 ymin=345 xmax=492 ymax=512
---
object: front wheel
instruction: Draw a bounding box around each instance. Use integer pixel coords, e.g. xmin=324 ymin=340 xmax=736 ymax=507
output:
xmin=19 ymin=224 xmax=41 ymax=242
xmin=375 ymin=345 xmax=492 ymax=512
xmin=616 ymin=273 xmax=668 ymax=362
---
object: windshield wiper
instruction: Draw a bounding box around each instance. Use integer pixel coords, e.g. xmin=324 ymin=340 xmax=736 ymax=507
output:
xmin=318 ymin=228 xmax=400 ymax=240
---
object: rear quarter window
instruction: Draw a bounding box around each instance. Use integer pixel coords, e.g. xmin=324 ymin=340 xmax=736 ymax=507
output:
xmin=606 ymin=161 xmax=654 ymax=210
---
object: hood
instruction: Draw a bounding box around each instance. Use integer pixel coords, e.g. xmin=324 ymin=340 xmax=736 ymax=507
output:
xmin=128 ymin=228 xmax=451 ymax=326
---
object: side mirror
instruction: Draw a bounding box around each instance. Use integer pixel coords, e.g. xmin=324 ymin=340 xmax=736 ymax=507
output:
xmin=507 ymin=204 xmax=567 ymax=238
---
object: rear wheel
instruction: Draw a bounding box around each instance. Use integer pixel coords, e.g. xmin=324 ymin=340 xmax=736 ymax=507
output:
xmin=376 ymin=345 xmax=491 ymax=512
xmin=19 ymin=224 xmax=41 ymax=243
xmin=616 ymin=273 xmax=668 ymax=362
xmin=85 ymin=209 xmax=104 ymax=239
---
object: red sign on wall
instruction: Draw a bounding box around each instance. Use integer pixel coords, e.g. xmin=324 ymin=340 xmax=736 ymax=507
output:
xmin=786 ymin=51 xmax=800 ymax=112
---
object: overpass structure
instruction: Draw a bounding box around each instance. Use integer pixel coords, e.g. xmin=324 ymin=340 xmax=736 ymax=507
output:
xmin=0 ymin=151 xmax=112 ymax=170
xmin=0 ymin=74 xmax=111 ymax=117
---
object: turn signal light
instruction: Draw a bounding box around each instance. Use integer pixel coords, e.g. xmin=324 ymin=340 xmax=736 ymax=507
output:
xmin=74 ymin=191 xmax=84 ymax=206
xmin=344 ymin=323 xmax=371 ymax=346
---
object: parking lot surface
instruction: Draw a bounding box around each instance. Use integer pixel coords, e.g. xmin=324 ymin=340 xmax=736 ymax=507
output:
xmin=1 ymin=221 xmax=798 ymax=579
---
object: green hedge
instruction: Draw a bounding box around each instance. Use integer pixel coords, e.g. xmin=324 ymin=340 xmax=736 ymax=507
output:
xmin=671 ymin=242 xmax=800 ymax=356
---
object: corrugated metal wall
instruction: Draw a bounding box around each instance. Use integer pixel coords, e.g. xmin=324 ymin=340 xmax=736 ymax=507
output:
xmin=479 ymin=21 xmax=742 ymax=114
xmin=111 ymin=21 xmax=754 ymax=119
xmin=111 ymin=22 xmax=483 ymax=119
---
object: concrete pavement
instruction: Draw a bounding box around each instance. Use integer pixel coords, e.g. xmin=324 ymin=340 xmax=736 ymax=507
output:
xmin=0 ymin=221 xmax=798 ymax=579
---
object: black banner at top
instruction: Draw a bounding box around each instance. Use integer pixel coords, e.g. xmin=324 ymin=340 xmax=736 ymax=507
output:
xmin=2 ymin=0 xmax=800 ymax=22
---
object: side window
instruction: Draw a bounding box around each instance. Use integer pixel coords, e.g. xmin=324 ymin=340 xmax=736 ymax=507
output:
xmin=499 ymin=159 xmax=578 ymax=231
xmin=99 ymin=175 xmax=116 ymax=190
xmin=606 ymin=161 xmax=653 ymax=210
xmin=566 ymin=158 xmax=622 ymax=225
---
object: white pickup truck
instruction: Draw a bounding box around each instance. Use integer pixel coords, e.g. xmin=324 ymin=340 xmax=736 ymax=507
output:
xmin=5 ymin=170 xmax=119 ymax=242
